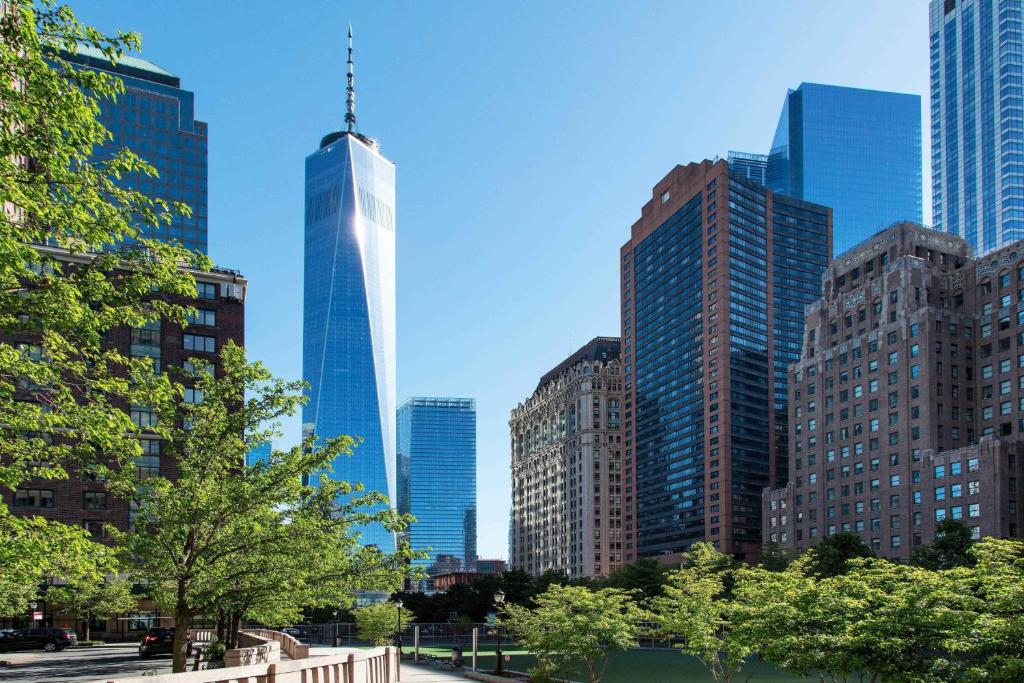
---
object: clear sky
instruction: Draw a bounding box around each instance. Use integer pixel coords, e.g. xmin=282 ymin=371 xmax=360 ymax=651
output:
xmin=74 ymin=0 xmax=931 ymax=560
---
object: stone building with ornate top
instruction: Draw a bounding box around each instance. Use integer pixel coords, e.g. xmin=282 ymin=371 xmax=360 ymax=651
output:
xmin=509 ymin=337 xmax=624 ymax=579
xmin=765 ymin=222 xmax=1024 ymax=561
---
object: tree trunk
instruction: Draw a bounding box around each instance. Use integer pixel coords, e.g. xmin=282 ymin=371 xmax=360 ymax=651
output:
xmin=84 ymin=614 xmax=91 ymax=642
xmin=172 ymin=597 xmax=192 ymax=674
xmin=215 ymin=609 xmax=225 ymax=644
xmin=229 ymin=611 xmax=242 ymax=650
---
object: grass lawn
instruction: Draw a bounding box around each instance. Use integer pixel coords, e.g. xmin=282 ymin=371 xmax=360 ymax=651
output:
xmin=415 ymin=646 xmax=811 ymax=682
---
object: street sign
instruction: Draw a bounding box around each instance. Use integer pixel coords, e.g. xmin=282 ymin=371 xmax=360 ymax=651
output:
xmin=31 ymin=611 xmax=42 ymax=620
xmin=485 ymin=611 xmax=497 ymax=627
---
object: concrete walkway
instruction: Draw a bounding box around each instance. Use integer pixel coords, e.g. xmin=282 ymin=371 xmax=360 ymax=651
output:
xmin=399 ymin=662 xmax=467 ymax=682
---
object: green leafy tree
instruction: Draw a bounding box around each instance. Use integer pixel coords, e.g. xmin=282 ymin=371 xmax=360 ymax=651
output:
xmin=598 ymin=556 xmax=670 ymax=604
xmin=759 ymin=541 xmax=797 ymax=571
xmin=126 ymin=343 xmax=414 ymax=672
xmin=652 ymin=543 xmax=757 ymax=683
xmin=912 ymin=519 xmax=976 ymax=570
xmin=0 ymin=0 xmax=205 ymax=613
xmin=354 ymin=602 xmax=416 ymax=647
xmin=502 ymin=584 xmax=645 ymax=683
xmin=963 ymin=538 xmax=1024 ymax=682
xmin=46 ymin=574 xmax=136 ymax=641
xmin=736 ymin=557 xmax=977 ymax=683
xmin=802 ymin=531 xmax=875 ymax=578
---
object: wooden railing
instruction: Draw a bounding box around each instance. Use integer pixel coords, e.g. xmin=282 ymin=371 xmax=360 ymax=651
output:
xmin=95 ymin=647 xmax=398 ymax=683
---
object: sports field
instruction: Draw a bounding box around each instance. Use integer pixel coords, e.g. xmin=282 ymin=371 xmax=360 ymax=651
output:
xmin=415 ymin=646 xmax=811 ymax=682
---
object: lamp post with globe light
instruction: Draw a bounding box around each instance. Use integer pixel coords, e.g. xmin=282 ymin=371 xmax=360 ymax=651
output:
xmin=493 ymin=590 xmax=506 ymax=675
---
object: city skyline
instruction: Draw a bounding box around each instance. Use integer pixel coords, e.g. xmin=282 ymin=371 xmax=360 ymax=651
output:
xmin=72 ymin=0 xmax=932 ymax=560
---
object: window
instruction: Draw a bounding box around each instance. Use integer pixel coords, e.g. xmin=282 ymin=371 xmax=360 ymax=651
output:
xmin=890 ymin=474 xmax=901 ymax=487
xmin=184 ymin=388 xmax=204 ymax=404
xmin=968 ymin=480 xmax=980 ymax=495
xmin=888 ymin=351 xmax=899 ymax=366
xmin=197 ymin=282 xmax=218 ymax=300
xmin=968 ymin=503 xmax=981 ymax=518
xmin=14 ymin=489 xmax=54 ymax=508
xmin=131 ymin=405 xmax=157 ymax=429
xmin=183 ymin=334 xmax=216 ymax=353
xmin=187 ymin=309 xmax=217 ymax=326
xmin=935 ymin=465 xmax=945 ymax=479
xmin=935 ymin=486 xmax=946 ymax=501
xmin=83 ymin=521 xmax=106 ymax=539
xmin=951 ymin=505 xmax=963 ymax=520
xmin=951 ymin=461 xmax=962 ymax=476
xmin=891 ymin=535 xmax=901 ymax=548
xmin=83 ymin=491 xmax=107 ymax=510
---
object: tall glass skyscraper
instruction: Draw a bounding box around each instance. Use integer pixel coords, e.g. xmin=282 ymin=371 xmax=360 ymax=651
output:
xmin=303 ymin=34 xmax=396 ymax=551
xmin=66 ymin=46 xmax=208 ymax=253
xmin=397 ymin=397 xmax=477 ymax=582
xmin=766 ymin=83 xmax=922 ymax=257
xmin=930 ymin=0 xmax=1024 ymax=255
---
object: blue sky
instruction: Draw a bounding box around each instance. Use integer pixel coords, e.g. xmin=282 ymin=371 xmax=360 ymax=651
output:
xmin=75 ymin=0 xmax=931 ymax=560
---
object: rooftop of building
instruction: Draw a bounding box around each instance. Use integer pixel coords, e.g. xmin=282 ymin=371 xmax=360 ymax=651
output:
xmin=63 ymin=44 xmax=181 ymax=88
xmin=536 ymin=336 xmax=621 ymax=391
xmin=399 ymin=396 xmax=476 ymax=411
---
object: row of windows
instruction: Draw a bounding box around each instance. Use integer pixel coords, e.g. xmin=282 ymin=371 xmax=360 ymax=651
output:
xmin=14 ymin=489 xmax=108 ymax=510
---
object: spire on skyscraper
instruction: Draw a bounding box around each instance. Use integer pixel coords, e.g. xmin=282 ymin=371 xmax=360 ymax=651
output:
xmin=345 ymin=23 xmax=356 ymax=133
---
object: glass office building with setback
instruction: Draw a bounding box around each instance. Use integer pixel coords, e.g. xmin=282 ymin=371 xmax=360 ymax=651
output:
xmin=303 ymin=130 xmax=396 ymax=551
xmin=930 ymin=0 xmax=1024 ymax=255
xmin=66 ymin=46 xmax=208 ymax=253
xmin=397 ymin=397 xmax=477 ymax=580
xmin=767 ymin=83 xmax=922 ymax=258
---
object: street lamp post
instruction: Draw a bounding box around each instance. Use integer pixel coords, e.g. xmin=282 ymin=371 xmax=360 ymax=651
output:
xmin=493 ymin=590 xmax=506 ymax=675
xmin=395 ymin=599 xmax=403 ymax=653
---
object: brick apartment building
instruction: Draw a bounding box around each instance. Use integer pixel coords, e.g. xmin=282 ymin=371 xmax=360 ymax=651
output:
xmin=1 ymin=246 xmax=246 ymax=633
xmin=765 ymin=222 xmax=1023 ymax=559
xmin=621 ymin=159 xmax=831 ymax=563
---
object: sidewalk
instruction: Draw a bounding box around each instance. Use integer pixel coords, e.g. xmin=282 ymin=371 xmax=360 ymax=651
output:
xmin=399 ymin=662 xmax=467 ymax=682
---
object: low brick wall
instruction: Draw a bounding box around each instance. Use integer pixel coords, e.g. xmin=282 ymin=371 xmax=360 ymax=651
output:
xmin=224 ymin=632 xmax=280 ymax=667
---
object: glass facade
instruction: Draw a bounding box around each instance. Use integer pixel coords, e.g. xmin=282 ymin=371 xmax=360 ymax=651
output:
xmin=727 ymin=151 xmax=768 ymax=185
xmin=397 ymin=397 xmax=477 ymax=580
xmin=66 ymin=46 xmax=208 ymax=253
xmin=767 ymin=83 xmax=922 ymax=257
xmin=931 ymin=0 xmax=1024 ymax=255
xmin=303 ymin=131 xmax=396 ymax=551
xmin=632 ymin=193 xmax=706 ymax=555
xmin=245 ymin=441 xmax=272 ymax=468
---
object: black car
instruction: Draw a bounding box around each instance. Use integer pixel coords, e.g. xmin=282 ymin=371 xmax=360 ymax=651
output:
xmin=138 ymin=627 xmax=191 ymax=658
xmin=0 ymin=627 xmax=77 ymax=652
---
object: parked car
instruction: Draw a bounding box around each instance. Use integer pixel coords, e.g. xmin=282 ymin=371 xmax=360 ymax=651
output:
xmin=138 ymin=627 xmax=192 ymax=659
xmin=0 ymin=627 xmax=78 ymax=652
xmin=281 ymin=627 xmax=301 ymax=637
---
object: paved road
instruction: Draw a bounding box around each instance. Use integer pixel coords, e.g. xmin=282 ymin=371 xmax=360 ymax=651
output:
xmin=0 ymin=644 xmax=173 ymax=683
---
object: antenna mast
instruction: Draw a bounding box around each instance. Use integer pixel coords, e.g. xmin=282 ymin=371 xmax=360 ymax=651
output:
xmin=345 ymin=24 xmax=356 ymax=132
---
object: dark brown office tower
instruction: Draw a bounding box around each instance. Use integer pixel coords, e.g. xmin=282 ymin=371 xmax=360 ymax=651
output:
xmin=767 ymin=222 xmax=1024 ymax=560
xmin=621 ymin=160 xmax=831 ymax=563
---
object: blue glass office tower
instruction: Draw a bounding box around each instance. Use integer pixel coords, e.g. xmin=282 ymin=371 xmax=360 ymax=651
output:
xmin=931 ymin=0 xmax=1024 ymax=255
xmin=66 ymin=46 xmax=208 ymax=253
xmin=397 ymin=398 xmax=477 ymax=582
xmin=765 ymin=83 xmax=922 ymax=257
xmin=303 ymin=127 xmax=396 ymax=550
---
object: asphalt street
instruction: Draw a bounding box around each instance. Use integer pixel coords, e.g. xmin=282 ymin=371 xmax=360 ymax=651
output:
xmin=0 ymin=644 xmax=173 ymax=683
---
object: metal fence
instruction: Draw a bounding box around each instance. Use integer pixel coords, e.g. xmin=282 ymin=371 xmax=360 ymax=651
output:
xmin=289 ymin=621 xmax=682 ymax=650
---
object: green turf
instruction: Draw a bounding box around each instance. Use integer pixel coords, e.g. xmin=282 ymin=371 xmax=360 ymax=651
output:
xmin=414 ymin=646 xmax=811 ymax=682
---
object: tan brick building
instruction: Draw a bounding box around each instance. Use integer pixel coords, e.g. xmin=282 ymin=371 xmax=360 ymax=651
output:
xmin=766 ymin=222 xmax=1024 ymax=559
xmin=509 ymin=337 xmax=624 ymax=578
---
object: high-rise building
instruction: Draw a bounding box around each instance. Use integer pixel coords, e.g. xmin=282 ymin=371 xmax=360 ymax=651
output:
xmin=245 ymin=441 xmax=272 ymax=468
xmin=765 ymin=82 xmax=922 ymax=257
xmin=302 ymin=30 xmax=397 ymax=551
xmin=766 ymin=222 xmax=1024 ymax=559
xmin=930 ymin=0 xmax=1024 ymax=255
xmin=510 ymin=337 xmax=624 ymax=578
xmin=727 ymin=151 xmax=767 ymax=186
xmin=621 ymin=160 xmax=830 ymax=563
xmin=397 ymin=397 xmax=477 ymax=585
xmin=65 ymin=46 xmax=208 ymax=253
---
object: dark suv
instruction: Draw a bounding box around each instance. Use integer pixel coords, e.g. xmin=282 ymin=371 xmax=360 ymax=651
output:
xmin=0 ymin=627 xmax=77 ymax=652
xmin=138 ymin=627 xmax=191 ymax=658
